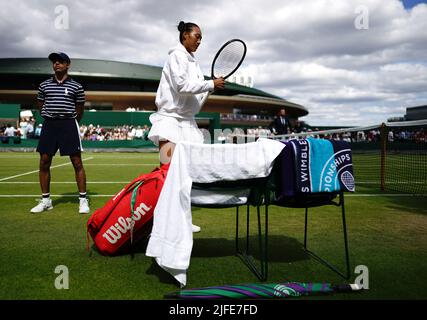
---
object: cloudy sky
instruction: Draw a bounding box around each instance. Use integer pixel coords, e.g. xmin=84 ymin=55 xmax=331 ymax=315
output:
xmin=1 ymin=0 xmax=426 ymax=126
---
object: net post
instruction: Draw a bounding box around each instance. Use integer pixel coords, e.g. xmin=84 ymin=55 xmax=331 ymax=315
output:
xmin=380 ymin=122 xmax=387 ymax=191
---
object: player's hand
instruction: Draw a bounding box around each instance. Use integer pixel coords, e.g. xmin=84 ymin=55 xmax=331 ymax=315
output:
xmin=213 ymin=77 xmax=225 ymax=90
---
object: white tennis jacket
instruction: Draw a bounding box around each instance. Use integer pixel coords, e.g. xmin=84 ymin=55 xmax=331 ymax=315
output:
xmin=155 ymin=44 xmax=214 ymax=119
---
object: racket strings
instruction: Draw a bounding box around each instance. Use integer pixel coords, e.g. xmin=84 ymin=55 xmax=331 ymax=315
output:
xmin=213 ymin=42 xmax=246 ymax=79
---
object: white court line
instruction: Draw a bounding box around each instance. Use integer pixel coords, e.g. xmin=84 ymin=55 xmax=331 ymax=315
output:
xmin=0 ymin=194 xmax=116 ymax=197
xmin=1 ymin=181 xmax=129 ymax=184
xmin=0 ymin=194 xmax=426 ymax=198
xmin=357 ymin=182 xmax=426 ymax=184
xmin=84 ymin=163 xmax=158 ymax=166
xmin=346 ymin=194 xmax=427 ymax=197
xmin=0 ymin=157 xmax=94 ymax=182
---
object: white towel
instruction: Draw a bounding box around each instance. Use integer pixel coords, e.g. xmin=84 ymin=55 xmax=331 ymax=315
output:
xmin=191 ymin=188 xmax=251 ymax=206
xmin=145 ymin=138 xmax=285 ymax=287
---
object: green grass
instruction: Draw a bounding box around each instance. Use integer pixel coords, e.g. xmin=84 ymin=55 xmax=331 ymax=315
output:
xmin=0 ymin=152 xmax=426 ymax=300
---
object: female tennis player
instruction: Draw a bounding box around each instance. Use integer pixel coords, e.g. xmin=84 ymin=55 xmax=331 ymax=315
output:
xmin=148 ymin=21 xmax=224 ymax=233
xmin=148 ymin=21 xmax=225 ymax=165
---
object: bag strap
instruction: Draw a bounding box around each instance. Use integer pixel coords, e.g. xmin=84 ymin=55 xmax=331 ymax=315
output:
xmin=129 ymin=176 xmax=161 ymax=245
xmin=130 ymin=180 xmax=145 ymax=245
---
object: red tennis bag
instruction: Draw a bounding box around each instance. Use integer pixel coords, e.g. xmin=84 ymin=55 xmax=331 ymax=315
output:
xmin=87 ymin=164 xmax=169 ymax=255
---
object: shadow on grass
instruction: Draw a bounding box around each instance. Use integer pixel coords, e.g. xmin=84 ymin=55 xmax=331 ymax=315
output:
xmin=104 ymin=235 xmax=309 ymax=265
xmin=87 ymin=237 xmax=180 ymax=285
xmin=145 ymin=259 xmax=179 ymax=285
xmin=386 ymin=196 xmax=427 ymax=215
xmin=52 ymin=190 xmax=98 ymax=207
xmin=93 ymin=234 xmax=309 ymax=286
xmin=192 ymin=235 xmax=309 ymax=263
xmin=141 ymin=235 xmax=309 ymax=286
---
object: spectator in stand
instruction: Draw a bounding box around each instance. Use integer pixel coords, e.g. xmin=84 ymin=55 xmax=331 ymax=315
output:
xmin=79 ymin=124 xmax=87 ymax=139
xmin=1 ymin=124 xmax=9 ymax=143
xmin=19 ymin=118 xmax=29 ymax=139
xmin=134 ymin=126 xmax=143 ymax=139
xmin=76 ymin=124 xmax=152 ymax=141
xmin=26 ymin=121 xmax=34 ymax=139
xmin=357 ymin=131 xmax=366 ymax=142
xmin=296 ymin=120 xmax=309 ymax=133
xmin=388 ymin=130 xmax=394 ymax=142
xmin=4 ymin=123 xmax=16 ymax=138
xmin=128 ymin=126 xmax=136 ymax=140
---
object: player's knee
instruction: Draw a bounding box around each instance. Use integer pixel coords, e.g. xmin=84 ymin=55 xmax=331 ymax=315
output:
xmin=39 ymin=162 xmax=50 ymax=171
xmin=72 ymin=161 xmax=84 ymax=171
xmin=159 ymin=141 xmax=175 ymax=165
xmin=39 ymin=155 xmax=52 ymax=171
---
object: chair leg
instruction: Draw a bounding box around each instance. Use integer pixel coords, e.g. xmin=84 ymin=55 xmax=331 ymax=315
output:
xmin=256 ymin=203 xmax=268 ymax=280
xmin=246 ymin=205 xmax=250 ymax=253
xmin=341 ymin=196 xmax=351 ymax=279
xmin=235 ymin=204 xmax=268 ymax=281
xmin=235 ymin=206 xmax=239 ymax=253
xmin=264 ymin=204 xmax=269 ymax=280
xmin=303 ymin=193 xmax=351 ymax=280
xmin=304 ymin=207 xmax=308 ymax=249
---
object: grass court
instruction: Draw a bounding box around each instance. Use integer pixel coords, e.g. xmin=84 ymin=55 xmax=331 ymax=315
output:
xmin=0 ymin=151 xmax=426 ymax=300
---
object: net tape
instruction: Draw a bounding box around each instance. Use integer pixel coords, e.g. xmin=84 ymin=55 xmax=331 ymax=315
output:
xmin=270 ymin=119 xmax=427 ymax=140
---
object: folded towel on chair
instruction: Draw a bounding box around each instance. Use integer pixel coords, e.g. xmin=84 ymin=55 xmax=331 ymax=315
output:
xmin=276 ymin=138 xmax=354 ymax=199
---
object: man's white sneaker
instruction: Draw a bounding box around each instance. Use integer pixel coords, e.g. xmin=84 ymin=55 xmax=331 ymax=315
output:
xmin=192 ymin=224 xmax=201 ymax=233
xmin=79 ymin=198 xmax=90 ymax=214
xmin=30 ymin=198 xmax=53 ymax=213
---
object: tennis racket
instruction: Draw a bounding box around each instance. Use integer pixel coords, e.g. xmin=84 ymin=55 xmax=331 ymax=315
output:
xmin=201 ymin=39 xmax=247 ymax=107
xmin=211 ymin=39 xmax=247 ymax=80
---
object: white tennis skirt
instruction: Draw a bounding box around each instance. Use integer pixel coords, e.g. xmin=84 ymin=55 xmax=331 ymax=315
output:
xmin=147 ymin=112 xmax=204 ymax=146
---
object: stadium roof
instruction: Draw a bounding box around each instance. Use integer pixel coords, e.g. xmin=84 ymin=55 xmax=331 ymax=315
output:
xmin=0 ymin=58 xmax=162 ymax=81
xmin=0 ymin=58 xmax=308 ymax=117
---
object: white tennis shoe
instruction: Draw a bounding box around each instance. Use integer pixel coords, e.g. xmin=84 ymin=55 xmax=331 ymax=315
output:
xmin=30 ymin=198 xmax=53 ymax=213
xmin=192 ymin=224 xmax=201 ymax=233
xmin=79 ymin=198 xmax=90 ymax=214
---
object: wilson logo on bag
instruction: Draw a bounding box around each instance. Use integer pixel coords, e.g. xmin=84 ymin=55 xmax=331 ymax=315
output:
xmin=101 ymin=201 xmax=152 ymax=245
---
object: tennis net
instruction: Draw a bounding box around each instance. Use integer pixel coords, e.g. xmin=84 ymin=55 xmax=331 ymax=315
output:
xmin=233 ymin=120 xmax=427 ymax=194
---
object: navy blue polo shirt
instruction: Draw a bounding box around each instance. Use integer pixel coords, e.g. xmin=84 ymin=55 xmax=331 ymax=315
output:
xmin=37 ymin=77 xmax=85 ymax=119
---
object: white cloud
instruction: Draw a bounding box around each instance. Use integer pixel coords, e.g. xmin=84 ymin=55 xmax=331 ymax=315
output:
xmin=0 ymin=0 xmax=426 ymax=126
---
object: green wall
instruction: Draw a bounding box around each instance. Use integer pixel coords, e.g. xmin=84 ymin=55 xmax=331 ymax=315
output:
xmin=0 ymin=137 xmax=156 ymax=149
xmin=0 ymin=104 xmax=20 ymax=119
